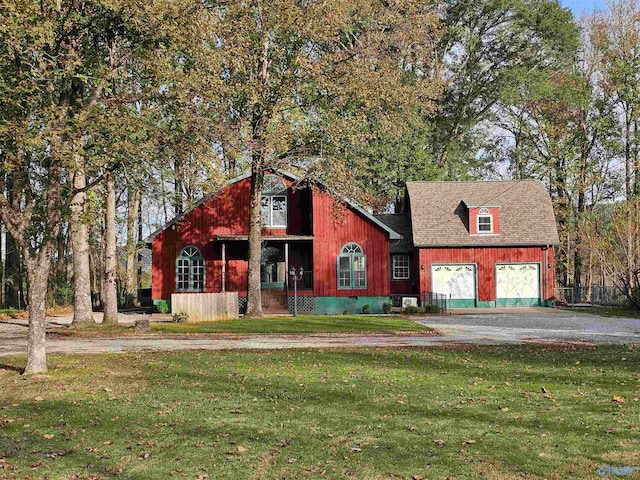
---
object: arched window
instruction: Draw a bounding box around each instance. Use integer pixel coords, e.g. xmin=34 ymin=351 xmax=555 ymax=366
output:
xmin=337 ymin=242 xmax=366 ymax=289
xmin=176 ymin=246 xmax=205 ymax=292
xmin=477 ymin=207 xmax=492 ymax=233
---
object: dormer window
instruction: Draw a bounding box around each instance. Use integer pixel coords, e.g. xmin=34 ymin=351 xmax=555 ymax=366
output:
xmin=262 ymin=174 xmax=287 ymax=228
xmin=477 ymin=207 xmax=492 ymax=233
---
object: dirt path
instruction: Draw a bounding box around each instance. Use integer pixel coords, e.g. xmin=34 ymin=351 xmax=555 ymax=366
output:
xmin=2 ymin=309 xmax=639 ymax=358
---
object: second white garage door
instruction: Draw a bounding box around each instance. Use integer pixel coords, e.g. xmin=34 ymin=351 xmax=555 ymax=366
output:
xmin=495 ymin=263 xmax=540 ymax=307
xmin=431 ymin=264 xmax=476 ymax=307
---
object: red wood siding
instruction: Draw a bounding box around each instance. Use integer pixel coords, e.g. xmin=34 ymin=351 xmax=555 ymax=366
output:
xmin=418 ymin=246 xmax=554 ymax=302
xmin=389 ymin=253 xmax=416 ymax=294
xmin=390 ymin=280 xmax=413 ymax=294
xmin=152 ymin=176 xmax=307 ymax=300
xmin=312 ymin=187 xmax=390 ymax=297
xmin=152 ymin=176 xmax=391 ymax=300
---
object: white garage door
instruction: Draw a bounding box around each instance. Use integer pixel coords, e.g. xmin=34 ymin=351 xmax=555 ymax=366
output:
xmin=431 ymin=264 xmax=476 ymax=307
xmin=495 ymin=263 xmax=540 ymax=307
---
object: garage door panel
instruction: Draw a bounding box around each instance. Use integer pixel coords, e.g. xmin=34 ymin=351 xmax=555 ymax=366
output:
xmin=496 ymin=263 xmax=540 ymax=307
xmin=432 ymin=264 xmax=476 ymax=307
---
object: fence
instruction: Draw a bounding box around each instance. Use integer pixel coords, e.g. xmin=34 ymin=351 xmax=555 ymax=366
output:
xmin=555 ymin=286 xmax=628 ymax=307
xmin=171 ymin=292 xmax=239 ymax=321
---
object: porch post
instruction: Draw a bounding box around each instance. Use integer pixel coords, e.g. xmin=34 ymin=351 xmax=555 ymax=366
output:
xmin=221 ymin=242 xmax=226 ymax=292
xmin=284 ymin=242 xmax=289 ymax=289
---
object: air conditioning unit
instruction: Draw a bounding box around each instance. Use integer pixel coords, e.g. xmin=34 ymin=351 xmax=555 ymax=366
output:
xmin=402 ymin=297 xmax=418 ymax=308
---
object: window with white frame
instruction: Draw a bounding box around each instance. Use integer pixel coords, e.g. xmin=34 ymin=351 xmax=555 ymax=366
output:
xmin=337 ymin=243 xmax=366 ymax=289
xmin=261 ymin=195 xmax=287 ymax=227
xmin=261 ymin=174 xmax=288 ymax=228
xmin=176 ymin=246 xmax=205 ymax=291
xmin=392 ymin=254 xmax=410 ymax=280
xmin=477 ymin=207 xmax=493 ymax=233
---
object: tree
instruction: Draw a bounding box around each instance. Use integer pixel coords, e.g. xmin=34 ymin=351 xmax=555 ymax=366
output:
xmin=0 ymin=0 xmax=202 ymax=373
xmin=205 ymin=0 xmax=443 ymax=316
xmin=429 ymin=0 xmax=579 ymax=176
xmin=590 ymin=0 xmax=640 ymax=199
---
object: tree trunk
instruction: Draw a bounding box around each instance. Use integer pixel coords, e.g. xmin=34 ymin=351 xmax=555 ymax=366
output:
xmin=69 ymin=166 xmax=95 ymax=324
xmin=103 ymin=171 xmax=119 ymax=324
xmin=23 ymin=248 xmax=53 ymax=375
xmin=245 ymin=164 xmax=264 ymax=317
xmin=174 ymin=159 xmax=184 ymax=216
xmin=124 ymin=185 xmax=140 ymax=306
xmin=5 ymin=175 xmax=23 ymax=310
xmin=0 ymin=221 xmax=3 ymax=307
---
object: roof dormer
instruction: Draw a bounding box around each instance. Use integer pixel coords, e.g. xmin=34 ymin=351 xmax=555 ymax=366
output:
xmin=463 ymin=201 xmax=500 ymax=235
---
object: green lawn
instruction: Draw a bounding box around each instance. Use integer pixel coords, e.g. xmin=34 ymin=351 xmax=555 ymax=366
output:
xmin=52 ymin=315 xmax=433 ymax=336
xmin=1 ymin=345 xmax=639 ymax=479
xmin=151 ymin=315 xmax=431 ymax=335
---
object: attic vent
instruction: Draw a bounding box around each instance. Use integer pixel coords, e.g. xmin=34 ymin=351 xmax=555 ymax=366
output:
xmin=479 ymin=207 xmax=490 ymax=215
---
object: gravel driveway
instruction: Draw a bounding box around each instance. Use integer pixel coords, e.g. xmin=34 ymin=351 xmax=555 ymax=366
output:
xmin=418 ymin=308 xmax=640 ymax=345
xmin=1 ymin=308 xmax=639 ymax=357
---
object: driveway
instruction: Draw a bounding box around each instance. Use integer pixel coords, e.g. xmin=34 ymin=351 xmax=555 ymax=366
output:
xmin=418 ymin=307 xmax=640 ymax=345
xmin=0 ymin=308 xmax=639 ymax=357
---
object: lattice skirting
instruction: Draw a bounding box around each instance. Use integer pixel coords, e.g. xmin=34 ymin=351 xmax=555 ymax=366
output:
xmin=238 ymin=296 xmax=248 ymax=314
xmin=287 ymin=295 xmax=315 ymax=313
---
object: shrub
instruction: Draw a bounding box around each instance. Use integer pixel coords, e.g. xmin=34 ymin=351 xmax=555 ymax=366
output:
xmin=382 ymin=302 xmax=393 ymax=314
xmin=343 ymin=310 xmax=350 ymax=315
xmin=156 ymin=300 xmax=170 ymax=314
xmin=362 ymin=304 xmax=371 ymax=314
xmin=424 ymin=304 xmax=440 ymax=314
xmin=403 ymin=305 xmax=420 ymax=314
xmin=172 ymin=311 xmax=190 ymax=323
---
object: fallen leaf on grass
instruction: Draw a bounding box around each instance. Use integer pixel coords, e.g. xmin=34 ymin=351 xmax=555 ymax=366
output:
xmin=463 ymin=439 xmax=476 ymax=445
xmin=499 ymin=406 xmax=509 ymax=412
xmin=42 ymin=434 xmax=55 ymax=439
xmin=433 ymin=440 xmax=444 ymax=447
xmin=613 ymin=396 xmax=625 ymax=403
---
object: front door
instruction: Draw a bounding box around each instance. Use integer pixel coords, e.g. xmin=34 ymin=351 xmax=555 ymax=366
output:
xmin=261 ymin=244 xmax=285 ymax=288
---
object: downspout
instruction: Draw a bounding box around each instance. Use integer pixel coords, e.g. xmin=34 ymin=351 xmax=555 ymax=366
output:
xmin=544 ymin=246 xmax=549 ymax=306
xmin=222 ymin=242 xmax=226 ymax=292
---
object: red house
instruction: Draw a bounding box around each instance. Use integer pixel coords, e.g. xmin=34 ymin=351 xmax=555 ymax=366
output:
xmin=148 ymin=171 xmax=401 ymax=314
xmin=148 ymin=173 xmax=559 ymax=313
xmin=376 ymin=181 xmax=559 ymax=308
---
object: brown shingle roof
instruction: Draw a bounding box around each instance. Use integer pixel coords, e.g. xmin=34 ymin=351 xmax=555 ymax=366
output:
xmin=406 ymin=180 xmax=559 ymax=247
xmin=374 ymin=214 xmax=413 ymax=253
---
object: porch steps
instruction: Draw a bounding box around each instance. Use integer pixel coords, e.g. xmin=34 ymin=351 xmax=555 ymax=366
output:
xmin=262 ymin=289 xmax=289 ymax=314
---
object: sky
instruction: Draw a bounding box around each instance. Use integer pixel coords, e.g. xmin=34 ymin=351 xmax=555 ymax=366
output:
xmin=560 ymin=0 xmax=608 ymax=17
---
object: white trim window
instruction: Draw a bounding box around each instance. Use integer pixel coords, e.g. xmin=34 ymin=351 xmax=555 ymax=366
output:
xmin=261 ymin=174 xmax=288 ymax=228
xmin=261 ymin=195 xmax=287 ymax=228
xmin=392 ymin=254 xmax=410 ymax=280
xmin=477 ymin=207 xmax=493 ymax=233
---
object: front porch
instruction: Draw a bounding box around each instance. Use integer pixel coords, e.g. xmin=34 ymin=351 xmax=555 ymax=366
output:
xmin=214 ymin=236 xmax=314 ymax=313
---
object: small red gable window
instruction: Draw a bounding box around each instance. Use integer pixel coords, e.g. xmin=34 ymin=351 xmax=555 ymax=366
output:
xmin=477 ymin=207 xmax=493 ymax=233
xmin=468 ymin=205 xmax=500 ymax=235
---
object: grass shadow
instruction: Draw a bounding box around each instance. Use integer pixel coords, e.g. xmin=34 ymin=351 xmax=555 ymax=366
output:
xmin=0 ymin=363 xmax=24 ymax=374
